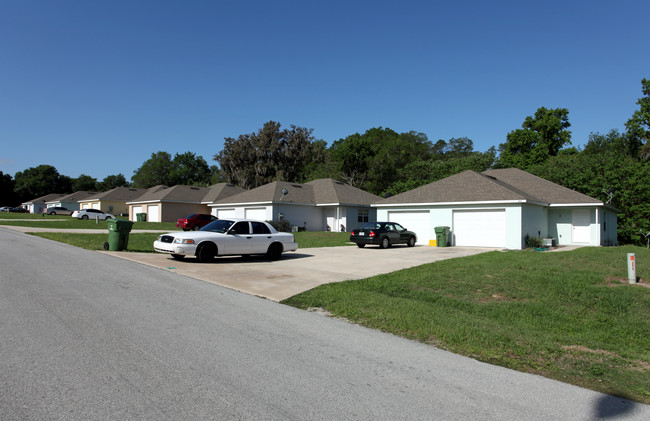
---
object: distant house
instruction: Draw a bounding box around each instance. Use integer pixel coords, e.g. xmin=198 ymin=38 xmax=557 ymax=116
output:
xmin=375 ymin=168 xmax=618 ymax=249
xmin=45 ymin=191 xmax=98 ymax=211
xmin=126 ymin=183 xmax=245 ymax=222
xmin=21 ymin=193 xmax=65 ymax=214
xmin=78 ymin=186 xmax=165 ymax=217
xmin=208 ymin=178 xmax=380 ymax=232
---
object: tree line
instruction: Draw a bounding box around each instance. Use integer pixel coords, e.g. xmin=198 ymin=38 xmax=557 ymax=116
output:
xmin=2 ymin=79 xmax=648 ymax=244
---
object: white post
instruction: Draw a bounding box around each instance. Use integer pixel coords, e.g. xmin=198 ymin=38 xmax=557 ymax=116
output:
xmin=627 ymin=253 xmax=637 ymax=284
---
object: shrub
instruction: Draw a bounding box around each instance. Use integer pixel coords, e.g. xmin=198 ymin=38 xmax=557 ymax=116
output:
xmin=267 ymin=219 xmax=292 ymax=232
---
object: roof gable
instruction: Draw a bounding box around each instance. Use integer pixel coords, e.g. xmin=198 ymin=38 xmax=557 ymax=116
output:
xmin=201 ymin=183 xmax=246 ymax=203
xmin=482 ymin=168 xmax=601 ymax=204
xmin=210 ymin=179 xmax=380 ymax=206
xmin=47 ymin=191 xmax=98 ymax=204
xmin=379 ymin=168 xmax=603 ymax=206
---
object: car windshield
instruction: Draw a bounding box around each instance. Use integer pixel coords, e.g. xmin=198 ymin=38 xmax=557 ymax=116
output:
xmin=360 ymin=222 xmax=382 ymax=230
xmin=201 ymin=219 xmax=234 ymax=233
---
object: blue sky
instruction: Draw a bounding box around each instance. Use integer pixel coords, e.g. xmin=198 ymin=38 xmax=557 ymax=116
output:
xmin=1 ymin=0 xmax=649 ymax=181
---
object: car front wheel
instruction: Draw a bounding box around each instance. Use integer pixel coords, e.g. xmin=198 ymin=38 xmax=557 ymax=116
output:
xmin=197 ymin=243 xmax=216 ymax=263
xmin=380 ymin=237 xmax=390 ymax=249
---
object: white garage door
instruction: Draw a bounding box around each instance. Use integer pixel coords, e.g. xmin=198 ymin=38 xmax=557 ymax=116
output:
xmin=216 ymin=208 xmax=236 ymax=219
xmin=245 ymin=207 xmax=267 ymax=221
xmin=453 ymin=210 xmax=506 ymax=247
xmin=147 ymin=205 xmax=159 ymax=222
xmin=388 ymin=211 xmax=431 ymax=246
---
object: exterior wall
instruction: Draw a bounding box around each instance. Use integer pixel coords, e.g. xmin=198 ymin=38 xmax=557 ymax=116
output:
xmin=548 ymin=206 xmax=615 ymax=246
xmin=599 ymin=208 xmax=618 ymax=246
xmin=58 ymin=201 xmax=81 ymax=211
xmin=378 ymin=204 xmax=528 ymax=250
xmin=160 ymin=203 xmax=210 ymax=223
xmin=344 ymin=206 xmax=376 ymax=232
xmin=98 ymin=200 xmax=129 ymax=216
xmin=521 ymin=204 xmax=548 ymax=248
xmin=275 ymin=204 xmax=322 ymax=231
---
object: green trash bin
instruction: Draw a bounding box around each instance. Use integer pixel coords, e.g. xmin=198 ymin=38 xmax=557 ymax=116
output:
xmin=106 ymin=219 xmax=134 ymax=251
xmin=136 ymin=212 xmax=147 ymax=222
xmin=434 ymin=226 xmax=450 ymax=247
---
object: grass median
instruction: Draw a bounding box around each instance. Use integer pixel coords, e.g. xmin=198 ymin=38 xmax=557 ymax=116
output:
xmin=283 ymin=246 xmax=650 ymax=403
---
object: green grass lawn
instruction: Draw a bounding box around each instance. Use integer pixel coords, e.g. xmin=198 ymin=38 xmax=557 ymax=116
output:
xmin=0 ymin=214 xmax=178 ymax=231
xmin=283 ymin=246 xmax=650 ymax=403
xmin=31 ymin=232 xmax=163 ymax=253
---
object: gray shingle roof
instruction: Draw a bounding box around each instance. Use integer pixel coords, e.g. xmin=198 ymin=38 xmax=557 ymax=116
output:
xmin=482 ymin=168 xmax=601 ymax=204
xmin=378 ymin=169 xmax=603 ymax=206
xmin=22 ymin=193 xmax=65 ymax=205
xmin=80 ymin=186 xmax=165 ymax=202
xmin=127 ymin=185 xmax=211 ymax=203
xmin=201 ymin=183 xmax=246 ymax=203
xmin=211 ymin=178 xmax=380 ymax=206
xmin=46 ymin=191 xmax=98 ymax=204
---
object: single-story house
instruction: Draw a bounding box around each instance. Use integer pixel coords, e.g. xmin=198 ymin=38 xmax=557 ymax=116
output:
xmin=78 ymin=186 xmax=165 ymax=217
xmin=208 ymin=178 xmax=381 ymax=232
xmin=45 ymin=191 xmax=97 ymax=211
xmin=126 ymin=183 xmax=245 ymax=222
xmin=21 ymin=193 xmax=65 ymax=214
xmin=375 ymin=168 xmax=618 ymax=249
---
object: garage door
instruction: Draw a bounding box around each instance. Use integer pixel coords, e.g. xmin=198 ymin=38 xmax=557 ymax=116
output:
xmin=453 ymin=210 xmax=506 ymax=247
xmin=245 ymin=207 xmax=267 ymax=221
xmin=388 ymin=211 xmax=431 ymax=245
xmin=216 ymin=208 xmax=236 ymax=219
xmin=147 ymin=205 xmax=159 ymax=223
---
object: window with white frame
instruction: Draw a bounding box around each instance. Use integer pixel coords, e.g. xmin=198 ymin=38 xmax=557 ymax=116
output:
xmin=358 ymin=208 xmax=369 ymax=223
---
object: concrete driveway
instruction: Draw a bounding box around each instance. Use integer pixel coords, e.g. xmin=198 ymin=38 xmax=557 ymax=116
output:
xmin=102 ymin=245 xmax=496 ymax=301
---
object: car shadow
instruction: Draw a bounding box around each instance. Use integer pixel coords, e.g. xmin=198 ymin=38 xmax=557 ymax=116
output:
xmin=166 ymin=252 xmax=314 ymax=264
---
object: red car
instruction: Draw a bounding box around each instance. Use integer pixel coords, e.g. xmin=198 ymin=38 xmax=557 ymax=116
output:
xmin=176 ymin=214 xmax=217 ymax=231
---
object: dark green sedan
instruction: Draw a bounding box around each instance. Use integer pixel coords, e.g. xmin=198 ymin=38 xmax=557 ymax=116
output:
xmin=349 ymin=222 xmax=417 ymax=249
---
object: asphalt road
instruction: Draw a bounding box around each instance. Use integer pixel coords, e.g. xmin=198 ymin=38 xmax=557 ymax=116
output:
xmin=1 ymin=227 xmax=648 ymax=420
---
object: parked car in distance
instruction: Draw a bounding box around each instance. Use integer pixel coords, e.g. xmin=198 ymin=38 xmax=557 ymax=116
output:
xmin=154 ymin=218 xmax=298 ymax=262
xmin=71 ymin=209 xmax=115 ymax=220
xmin=9 ymin=207 xmax=29 ymax=213
xmin=350 ymin=222 xmax=417 ymax=249
xmin=0 ymin=206 xmax=13 ymax=212
xmin=43 ymin=206 xmax=74 ymax=216
xmin=176 ymin=213 xmax=217 ymax=231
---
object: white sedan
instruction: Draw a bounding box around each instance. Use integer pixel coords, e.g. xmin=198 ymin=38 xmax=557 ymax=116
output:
xmin=71 ymin=209 xmax=115 ymax=220
xmin=153 ymin=219 xmax=298 ymax=262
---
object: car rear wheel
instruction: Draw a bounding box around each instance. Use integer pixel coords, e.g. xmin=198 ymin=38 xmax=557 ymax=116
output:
xmin=81 ymin=215 xmax=88 ymax=220
xmin=171 ymin=254 xmax=185 ymax=261
xmin=380 ymin=237 xmax=390 ymax=249
xmin=197 ymin=243 xmax=216 ymax=263
xmin=50 ymin=212 xmax=56 ymax=215
xmin=356 ymin=243 xmax=365 ymax=248
xmin=266 ymin=243 xmax=283 ymax=260
xmin=407 ymin=236 xmax=416 ymax=247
